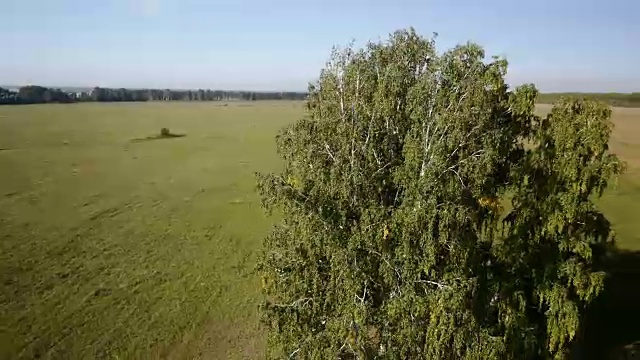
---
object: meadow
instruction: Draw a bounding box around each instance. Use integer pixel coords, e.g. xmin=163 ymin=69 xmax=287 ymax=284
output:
xmin=1 ymin=102 xmax=639 ymax=359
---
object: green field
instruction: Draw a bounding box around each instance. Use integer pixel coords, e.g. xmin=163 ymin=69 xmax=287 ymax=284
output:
xmin=0 ymin=102 xmax=301 ymax=359
xmin=1 ymin=102 xmax=639 ymax=359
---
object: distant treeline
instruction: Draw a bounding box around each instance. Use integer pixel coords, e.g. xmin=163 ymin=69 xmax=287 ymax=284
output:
xmin=0 ymin=85 xmax=307 ymax=105
xmin=537 ymin=92 xmax=640 ymax=108
xmin=3 ymin=86 xmax=639 ymax=108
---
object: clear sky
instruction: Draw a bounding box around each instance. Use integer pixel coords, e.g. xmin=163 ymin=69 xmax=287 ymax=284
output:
xmin=2 ymin=0 xmax=638 ymax=92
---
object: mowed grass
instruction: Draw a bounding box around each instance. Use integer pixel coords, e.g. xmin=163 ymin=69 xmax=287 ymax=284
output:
xmin=0 ymin=102 xmax=300 ymax=359
xmin=0 ymin=102 xmax=639 ymax=359
xmin=597 ymin=107 xmax=640 ymax=251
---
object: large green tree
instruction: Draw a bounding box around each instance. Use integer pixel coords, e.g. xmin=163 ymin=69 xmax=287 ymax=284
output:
xmin=257 ymin=28 xmax=623 ymax=359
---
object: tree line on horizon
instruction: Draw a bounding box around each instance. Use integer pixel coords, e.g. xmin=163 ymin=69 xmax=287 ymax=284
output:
xmin=0 ymin=85 xmax=308 ymax=105
xmin=532 ymin=92 xmax=640 ymax=107
xmin=2 ymin=85 xmax=639 ymax=108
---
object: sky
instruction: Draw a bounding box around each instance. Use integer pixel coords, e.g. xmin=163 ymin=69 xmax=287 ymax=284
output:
xmin=1 ymin=0 xmax=639 ymax=92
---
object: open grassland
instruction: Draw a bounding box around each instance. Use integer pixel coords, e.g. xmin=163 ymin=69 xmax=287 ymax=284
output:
xmin=1 ymin=102 xmax=640 ymax=359
xmin=0 ymin=102 xmax=299 ymax=359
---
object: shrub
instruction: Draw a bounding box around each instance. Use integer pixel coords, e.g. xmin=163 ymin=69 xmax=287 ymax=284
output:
xmin=256 ymin=28 xmax=623 ymax=359
xmin=160 ymin=127 xmax=171 ymax=136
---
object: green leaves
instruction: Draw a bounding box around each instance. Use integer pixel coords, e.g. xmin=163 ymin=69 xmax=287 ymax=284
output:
xmin=257 ymin=28 xmax=622 ymax=359
xmin=501 ymin=96 xmax=624 ymax=358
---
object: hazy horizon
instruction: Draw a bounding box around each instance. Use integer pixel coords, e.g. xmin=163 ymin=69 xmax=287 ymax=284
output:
xmin=0 ymin=84 xmax=310 ymax=92
xmin=2 ymin=84 xmax=639 ymax=94
xmin=2 ymin=0 xmax=639 ymax=93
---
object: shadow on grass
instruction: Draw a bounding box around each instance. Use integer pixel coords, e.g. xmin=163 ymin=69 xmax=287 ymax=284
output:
xmin=131 ymin=133 xmax=186 ymax=143
xmin=575 ymin=249 xmax=640 ymax=359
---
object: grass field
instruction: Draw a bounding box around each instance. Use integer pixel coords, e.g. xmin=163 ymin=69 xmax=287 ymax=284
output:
xmin=0 ymin=102 xmax=300 ymax=359
xmin=1 ymin=102 xmax=639 ymax=359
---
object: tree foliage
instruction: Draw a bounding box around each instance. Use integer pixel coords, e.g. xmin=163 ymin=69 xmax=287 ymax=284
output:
xmin=12 ymin=85 xmax=74 ymax=104
xmin=256 ymin=28 xmax=624 ymax=359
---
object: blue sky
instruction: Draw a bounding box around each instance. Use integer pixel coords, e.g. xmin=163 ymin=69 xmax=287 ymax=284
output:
xmin=2 ymin=0 xmax=638 ymax=91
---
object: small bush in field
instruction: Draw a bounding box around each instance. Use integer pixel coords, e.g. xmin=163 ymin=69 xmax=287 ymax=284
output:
xmin=130 ymin=128 xmax=185 ymax=142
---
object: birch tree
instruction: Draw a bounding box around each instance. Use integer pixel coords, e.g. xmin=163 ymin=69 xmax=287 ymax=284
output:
xmin=256 ymin=28 xmax=623 ymax=359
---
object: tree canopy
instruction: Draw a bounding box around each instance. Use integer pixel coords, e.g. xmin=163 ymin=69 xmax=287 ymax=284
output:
xmin=257 ymin=28 xmax=624 ymax=359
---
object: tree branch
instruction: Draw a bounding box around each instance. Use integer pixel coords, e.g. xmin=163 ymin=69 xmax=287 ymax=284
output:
xmin=273 ymin=297 xmax=313 ymax=308
xmin=416 ymin=279 xmax=450 ymax=289
xmin=325 ymin=143 xmax=337 ymax=162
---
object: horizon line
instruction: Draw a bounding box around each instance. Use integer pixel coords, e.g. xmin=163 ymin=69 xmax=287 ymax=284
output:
xmin=2 ymin=84 xmax=638 ymax=95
